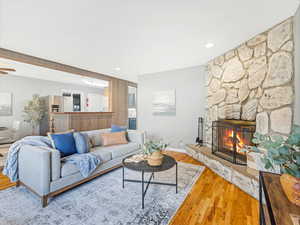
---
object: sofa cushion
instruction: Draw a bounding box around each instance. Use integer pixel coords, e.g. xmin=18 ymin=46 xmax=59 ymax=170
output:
xmin=60 ymin=149 xmax=111 ymax=177
xmin=48 ymin=131 xmax=77 ymax=157
xmin=90 ymin=147 xmax=112 ymax=162
xmin=60 ymin=142 xmax=140 ymax=178
xmin=82 ymin=129 xmax=110 ymax=147
xmin=61 ymin=162 xmax=79 ymax=177
xmin=111 ymin=124 xmax=127 ymax=133
xmin=93 ymin=142 xmax=140 ymax=159
xmin=73 ymin=132 xmax=90 ymax=154
xmin=101 ymin=131 xmax=128 ymax=147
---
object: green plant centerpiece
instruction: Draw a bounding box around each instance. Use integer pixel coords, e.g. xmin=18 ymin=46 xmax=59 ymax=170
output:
xmin=23 ymin=94 xmax=46 ymax=135
xmin=245 ymin=125 xmax=300 ymax=206
xmin=143 ymin=140 xmax=168 ymax=166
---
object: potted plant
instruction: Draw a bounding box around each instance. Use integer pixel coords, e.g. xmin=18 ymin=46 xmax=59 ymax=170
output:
xmin=23 ymin=94 xmax=46 ymax=135
xmin=245 ymin=125 xmax=300 ymax=206
xmin=143 ymin=140 xmax=168 ymax=166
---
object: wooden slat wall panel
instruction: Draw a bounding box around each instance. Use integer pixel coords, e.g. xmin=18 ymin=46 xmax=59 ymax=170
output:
xmin=111 ymin=79 xmax=129 ymax=126
xmin=51 ymin=113 xmax=113 ymax=132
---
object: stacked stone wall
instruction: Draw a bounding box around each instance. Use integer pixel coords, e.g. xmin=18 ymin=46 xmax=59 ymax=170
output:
xmin=204 ymin=18 xmax=294 ymax=146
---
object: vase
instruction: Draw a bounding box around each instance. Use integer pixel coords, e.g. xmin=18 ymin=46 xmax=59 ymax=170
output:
xmin=147 ymin=151 xmax=164 ymax=166
xmin=280 ymin=174 xmax=300 ymax=206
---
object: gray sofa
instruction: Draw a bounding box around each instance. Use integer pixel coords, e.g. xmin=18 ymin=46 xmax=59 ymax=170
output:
xmin=17 ymin=129 xmax=144 ymax=207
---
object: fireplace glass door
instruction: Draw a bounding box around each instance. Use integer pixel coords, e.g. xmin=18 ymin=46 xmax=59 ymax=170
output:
xmin=212 ymin=120 xmax=256 ymax=165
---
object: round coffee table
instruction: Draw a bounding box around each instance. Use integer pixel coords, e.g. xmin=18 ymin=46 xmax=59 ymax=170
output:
xmin=122 ymin=154 xmax=178 ymax=209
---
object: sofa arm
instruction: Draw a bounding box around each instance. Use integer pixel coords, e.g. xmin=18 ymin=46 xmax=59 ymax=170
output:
xmin=127 ymin=130 xmax=145 ymax=147
xmin=49 ymin=148 xmax=61 ymax=181
xmin=18 ymin=145 xmax=52 ymax=196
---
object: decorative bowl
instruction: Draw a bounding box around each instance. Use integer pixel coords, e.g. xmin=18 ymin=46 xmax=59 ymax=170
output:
xmin=147 ymin=151 xmax=164 ymax=166
xmin=280 ymin=174 xmax=300 ymax=206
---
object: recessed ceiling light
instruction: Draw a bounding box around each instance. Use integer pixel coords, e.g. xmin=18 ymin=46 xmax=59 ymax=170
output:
xmin=114 ymin=67 xmax=121 ymax=71
xmin=205 ymin=43 xmax=214 ymax=48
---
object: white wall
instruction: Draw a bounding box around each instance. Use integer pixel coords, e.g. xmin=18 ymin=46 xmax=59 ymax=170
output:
xmin=295 ymin=6 xmax=300 ymax=125
xmin=138 ymin=66 xmax=206 ymax=148
xmin=0 ymin=75 xmax=104 ymax=137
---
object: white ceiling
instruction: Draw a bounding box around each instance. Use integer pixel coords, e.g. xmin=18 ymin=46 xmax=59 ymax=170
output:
xmin=0 ymin=0 xmax=299 ymax=82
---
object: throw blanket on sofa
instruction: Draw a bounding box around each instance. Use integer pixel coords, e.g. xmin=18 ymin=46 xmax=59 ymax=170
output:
xmin=3 ymin=136 xmax=52 ymax=182
xmin=62 ymin=153 xmax=101 ymax=178
xmin=3 ymin=136 xmax=101 ymax=182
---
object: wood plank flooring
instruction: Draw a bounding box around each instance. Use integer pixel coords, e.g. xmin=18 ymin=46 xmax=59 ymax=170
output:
xmin=0 ymin=151 xmax=259 ymax=225
xmin=165 ymin=151 xmax=259 ymax=225
xmin=0 ymin=171 xmax=15 ymax=190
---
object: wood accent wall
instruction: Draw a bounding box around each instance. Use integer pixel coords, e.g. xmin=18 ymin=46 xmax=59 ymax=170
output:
xmin=50 ymin=112 xmax=113 ymax=133
xmin=0 ymin=48 xmax=137 ymax=130
xmin=110 ymin=79 xmax=128 ymax=126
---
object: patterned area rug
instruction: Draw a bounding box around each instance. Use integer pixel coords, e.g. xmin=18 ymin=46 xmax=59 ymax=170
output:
xmin=0 ymin=162 xmax=204 ymax=225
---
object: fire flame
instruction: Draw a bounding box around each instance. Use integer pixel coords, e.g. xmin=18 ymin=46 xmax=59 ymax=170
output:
xmin=223 ymin=129 xmax=245 ymax=153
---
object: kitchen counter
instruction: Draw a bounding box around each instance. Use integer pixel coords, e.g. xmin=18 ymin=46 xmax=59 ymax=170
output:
xmin=51 ymin=112 xmax=114 ymax=114
xmin=41 ymin=112 xmax=114 ymax=135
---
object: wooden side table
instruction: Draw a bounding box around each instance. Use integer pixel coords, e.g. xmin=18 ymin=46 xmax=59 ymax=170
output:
xmin=259 ymin=171 xmax=300 ymax=225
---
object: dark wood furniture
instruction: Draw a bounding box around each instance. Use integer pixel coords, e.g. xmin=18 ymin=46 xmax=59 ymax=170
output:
xmin=259 ymin=171 xmax=300 ymax=225
xmin=122 ymin=154 xmax=178 ymax=209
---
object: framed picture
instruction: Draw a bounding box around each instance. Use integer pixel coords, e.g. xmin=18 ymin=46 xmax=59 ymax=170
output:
xmin=152 ymin=90 xmax=176 ymax=116
xmin=0 ymin=93 xmax=12 ymax=116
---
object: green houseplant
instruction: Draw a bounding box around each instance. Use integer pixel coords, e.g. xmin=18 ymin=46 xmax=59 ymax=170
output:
xmin=23 ymin=94 xmax=46 ymax=135
xmin=245 ymin=125 xmax=300 ymax=206
xmin=143 ymin=140 xmax=168 ymax=166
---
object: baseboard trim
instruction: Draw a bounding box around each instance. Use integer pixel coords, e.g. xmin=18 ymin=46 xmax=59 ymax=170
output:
xmin=166 ymin=147 xmax=187 ymax=154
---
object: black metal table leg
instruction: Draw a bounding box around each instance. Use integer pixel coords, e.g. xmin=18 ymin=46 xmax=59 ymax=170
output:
xmin=122 ymin=154 xmax=177 ymax=209
xmin=122 ymin=166 xmax=125 ymax=189
xmin=176 ymin=162 xmax=178 ymax=194
xmin=142 ymin=170 xmax=145 ymax=209
xmin=259 ymin=173 xmax=266 ymax=225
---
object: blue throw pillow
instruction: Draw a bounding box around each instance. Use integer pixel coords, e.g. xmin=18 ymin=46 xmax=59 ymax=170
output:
xmin=48 ymin=132 xmax=77 ymax=157
xmin=111 ymin=124 xmax=127 ymax=133
xmin=73 ymin=132 xmax=90 ymax=154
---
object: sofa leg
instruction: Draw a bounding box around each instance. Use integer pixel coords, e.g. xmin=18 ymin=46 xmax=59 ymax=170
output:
xmin=16 ymin=181 xmax=20 ymax=187
xmin=42 ymin=196 xmax=48 ymax=208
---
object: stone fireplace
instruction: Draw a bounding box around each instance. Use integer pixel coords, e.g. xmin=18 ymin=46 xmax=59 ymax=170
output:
xmin=212 ymin=119 xmax=256 ymax=165
xmin=185 ymin=17 xmax=296 ymax=201
xmin=204 ymin=18 xmax=294 ymax=149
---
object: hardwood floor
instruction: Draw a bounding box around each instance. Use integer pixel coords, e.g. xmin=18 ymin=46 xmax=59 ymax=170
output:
xmin=0 ymin=151 xmax=259 ymax=225
xmin=165 ymin=151 xmax=259 ymax=225
xmin=0 ymin=171 xmax=15 ymax=190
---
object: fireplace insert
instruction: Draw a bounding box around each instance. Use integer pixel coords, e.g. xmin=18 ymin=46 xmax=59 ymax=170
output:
xmin=212 ymin=120 xmax=256 ymax=165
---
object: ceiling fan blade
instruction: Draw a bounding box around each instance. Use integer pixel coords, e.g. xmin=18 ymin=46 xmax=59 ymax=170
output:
xmin=0 ymin=71 xmax=8 ymax=75
xmin=0 ymin=68 xmax=16 ymax=72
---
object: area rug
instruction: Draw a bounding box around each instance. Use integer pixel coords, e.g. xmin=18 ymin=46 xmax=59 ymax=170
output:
xmin=0 ymin=162 xmax=204 ymax=225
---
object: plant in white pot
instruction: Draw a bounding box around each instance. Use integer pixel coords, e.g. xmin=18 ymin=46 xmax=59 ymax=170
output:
xmin=23 ymin=94 xmax=46 ymax=135
xmin=143 ymin=140 xmax=168 ymax=166
xmin=244 ymin=125 xmax=300 ymax=206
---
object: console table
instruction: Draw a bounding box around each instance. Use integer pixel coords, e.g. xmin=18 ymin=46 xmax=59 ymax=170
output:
xmin=259 ymin=171 xmax=300 ymax=225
